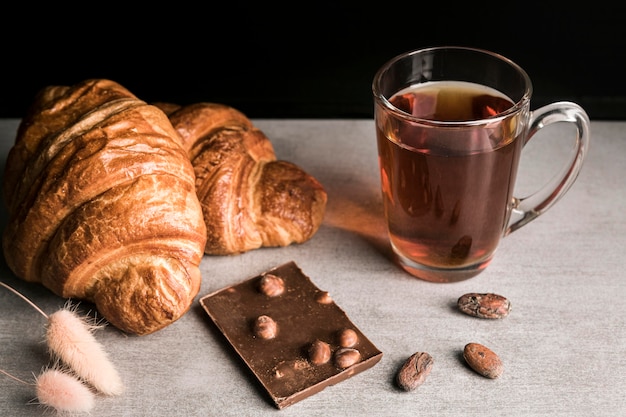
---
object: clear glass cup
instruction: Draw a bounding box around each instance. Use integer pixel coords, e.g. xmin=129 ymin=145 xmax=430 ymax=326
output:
xmin=372 ymin=46 xmax=590 ymax=282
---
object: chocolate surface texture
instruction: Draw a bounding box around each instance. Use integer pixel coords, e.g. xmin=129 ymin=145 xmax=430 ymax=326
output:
xmin=200 ymin=261 xmax=383 ymax=409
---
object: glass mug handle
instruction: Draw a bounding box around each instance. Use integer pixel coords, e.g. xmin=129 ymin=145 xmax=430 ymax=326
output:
xmin=506 ymin=101 xmax=591 ymax=235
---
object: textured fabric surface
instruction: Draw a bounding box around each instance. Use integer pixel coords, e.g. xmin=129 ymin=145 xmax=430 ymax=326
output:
xmin=1 ymin=119 xmax=624 ymax=416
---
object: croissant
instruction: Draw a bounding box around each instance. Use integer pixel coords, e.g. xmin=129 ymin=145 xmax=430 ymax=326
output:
xmin=155 ymin=102 xmax=327 ymax=255
xmin=2 ymin=79 xmax=207 ymax=335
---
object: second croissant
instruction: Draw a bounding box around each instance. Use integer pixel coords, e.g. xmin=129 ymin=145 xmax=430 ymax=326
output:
xmin=157 ymin=102 xmax=328 ymax=255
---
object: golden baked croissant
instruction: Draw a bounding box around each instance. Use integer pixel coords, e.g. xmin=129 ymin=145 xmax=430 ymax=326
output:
xmin=2 ymin=79 xmax=207 ymax=335
xmin=155 ymin=102 xmax=327 ymax=255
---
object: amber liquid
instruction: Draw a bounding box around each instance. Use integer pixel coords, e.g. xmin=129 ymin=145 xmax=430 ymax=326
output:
xmin=376 ymin=81 xmax=523 ymax=276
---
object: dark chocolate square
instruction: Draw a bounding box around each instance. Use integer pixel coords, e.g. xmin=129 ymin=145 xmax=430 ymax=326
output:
xmin=200 ymin=261 xmax=383 ymax=409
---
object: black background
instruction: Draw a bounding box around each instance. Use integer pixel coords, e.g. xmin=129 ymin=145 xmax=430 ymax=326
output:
xmin=2 ymin=3 xmax=625 ymax=120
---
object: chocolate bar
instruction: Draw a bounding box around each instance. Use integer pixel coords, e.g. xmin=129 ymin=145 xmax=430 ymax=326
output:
xmin=200 ymin=261 xmax=383 ymax=409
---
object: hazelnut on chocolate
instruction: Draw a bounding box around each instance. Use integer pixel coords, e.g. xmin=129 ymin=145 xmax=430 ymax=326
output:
xmin=334 ymin=348 xmax=361 ymax=368
xmin=308 ymin=340 xmax=332 ymax=365
xmin=258 ymin=274 xmax=285 ymax=297
xmin=338 ymin=328 xmax=358 ymax=347
xmin=254 ymin=315 xmax=278 ymax=339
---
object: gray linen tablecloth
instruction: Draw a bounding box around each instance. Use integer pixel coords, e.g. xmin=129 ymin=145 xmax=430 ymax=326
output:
xmin=1 ymin=118 xmax=624 ymax=416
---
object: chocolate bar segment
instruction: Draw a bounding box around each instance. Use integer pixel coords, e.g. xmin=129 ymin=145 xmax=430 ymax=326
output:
xmin=200 ymin=261 xmax=383 ymax=409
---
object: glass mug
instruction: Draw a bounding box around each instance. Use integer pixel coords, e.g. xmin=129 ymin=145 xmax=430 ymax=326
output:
xmin=372 ymin=46 xmax=590 ymax=282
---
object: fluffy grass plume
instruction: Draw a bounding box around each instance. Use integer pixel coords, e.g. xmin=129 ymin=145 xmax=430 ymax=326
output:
xmin=35 ymin=368 xmax=96 ymax=413
xmin=2 ymin=280 xmax=124 ymax=399
xmin=2 ymin=367 xmax=94 ymax=414
xmin=46 ymin=308 xmax=124 ymax=396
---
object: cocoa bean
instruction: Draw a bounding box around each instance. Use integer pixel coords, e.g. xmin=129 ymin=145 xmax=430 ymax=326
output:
xmin=457 ymin=292 xmax=511 ymax=319
xmin=463 ymin=342 xmax=503 ymax=379
xmin=396 ymin=352 xmax=434 ymax=391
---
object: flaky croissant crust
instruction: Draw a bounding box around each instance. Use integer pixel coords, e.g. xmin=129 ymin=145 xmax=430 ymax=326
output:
xmin=2 ymin=79 xmax=207 ymax=335
xmin=159 ymin=102 xmax=328 ymax=255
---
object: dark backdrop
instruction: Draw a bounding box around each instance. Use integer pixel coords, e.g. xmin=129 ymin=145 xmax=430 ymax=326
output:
xmin=2 ymin=3 xmax=625 ymax=120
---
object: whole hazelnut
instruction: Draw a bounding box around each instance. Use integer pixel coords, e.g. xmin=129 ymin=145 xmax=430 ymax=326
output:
xmin=334 ymin=348 xmax=361 ymax=368
xmin=338 ymin=328 xmax=358 ymax=347
xmin=308 ymin=340 xmax=331 ymax=365
xmin=258 ymin=274 xmax=285 ymax=297
xmin=253 ymin=315 xmax=278 ymax=339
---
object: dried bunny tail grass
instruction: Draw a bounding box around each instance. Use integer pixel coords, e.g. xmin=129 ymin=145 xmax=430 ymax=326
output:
xmin=1 ymin=368 xmax=31 ymax=385
xmin=35 ymin=367 xmax=96 ymax=414
xmin=2 ymin=367 xmax=95 ymax=415
xmin=46 ymin=304 xmax=124 ymax=396
xmin=0 ymin=280 xmax=48 ymax=319
xmin=1 ymin=281 xmax=124 ymax=395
